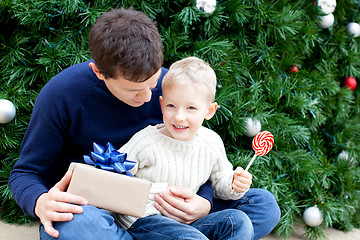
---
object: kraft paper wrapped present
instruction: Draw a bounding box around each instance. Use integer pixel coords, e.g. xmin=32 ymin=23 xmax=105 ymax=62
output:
xmin=67 ymin=142 xmax=152 ymax=218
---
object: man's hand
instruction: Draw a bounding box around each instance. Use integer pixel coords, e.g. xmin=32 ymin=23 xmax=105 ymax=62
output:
xmin=34 ymin=171 xmax=88 ymax=238
xmin=154 ymin=187 xmax=211 ymax=224
xmin=232 ymin=167 xmax=252 ymax=193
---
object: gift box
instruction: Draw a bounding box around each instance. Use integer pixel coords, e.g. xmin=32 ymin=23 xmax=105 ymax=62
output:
xmin=67 ymin=142 xmax=152 ymax=218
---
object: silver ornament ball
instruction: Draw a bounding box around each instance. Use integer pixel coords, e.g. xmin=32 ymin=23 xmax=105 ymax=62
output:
xmin=0 ymin=99 xmax=16 ymax=124
xmin=244 ymin=118 xmax=261 ymax=137
xmin=196 ymin=0 xmax=217 ymax=14
xmin=319 ymin=14 xmax=334 ymax=29
xmin=338 ymin=150 xmax=354 ymax=164
xmin=303 ymin=206 xmax=323 ymax=227
xmin=317 ymin=0 xmax=337 ymax=15
xmin=346 ymin=22 xmax=360 ymax=38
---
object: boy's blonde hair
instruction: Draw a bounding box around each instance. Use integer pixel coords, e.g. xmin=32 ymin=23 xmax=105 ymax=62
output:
xmin=162 ymin=56 xmax=217 ymax=102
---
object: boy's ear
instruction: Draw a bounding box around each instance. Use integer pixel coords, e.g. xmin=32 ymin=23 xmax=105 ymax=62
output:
xmin=89 ymin=62 xmax=105 ymax=80
xmin=159 ymin=96 xmax=164 ymax=111
xmin=205 ymin=102 xmax=218 ymax=120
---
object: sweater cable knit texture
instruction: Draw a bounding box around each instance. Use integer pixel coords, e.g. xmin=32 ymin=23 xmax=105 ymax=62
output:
xmin=115 ymin=124 xmax=244 ymax=228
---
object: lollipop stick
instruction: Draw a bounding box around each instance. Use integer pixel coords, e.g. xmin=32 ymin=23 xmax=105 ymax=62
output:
xmin=244 ymin=154 xmax=257 ymax=171
xmin=231 ymin=154 xmax=257 ymax=194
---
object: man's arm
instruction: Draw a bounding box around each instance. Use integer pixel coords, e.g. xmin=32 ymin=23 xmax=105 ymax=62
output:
xmin=8 ymin=82 xmax=66 ymax=217
xmin=196 ymin=180 xmax=214 ymax=208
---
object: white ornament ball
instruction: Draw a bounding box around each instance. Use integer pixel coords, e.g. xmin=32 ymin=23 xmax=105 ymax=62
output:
xmin=196 ymin=0 xmax=216 ymax=14
xmin=303 ymin=206 xmax=323 ymax=227
xmin=318 ymin=0 xmax=337 ymax=15
xmin=0 ymin=99 xmax=16 ymax=124
xmin=338 ymin=150 xmax=354 ymax=163
xmin=244 ymin=118 xmax=261 ymax=137
xmin=319 ymin=14 xmax=334 ymax=29
xmin=346 ymin=22 xmax=360 ymax=38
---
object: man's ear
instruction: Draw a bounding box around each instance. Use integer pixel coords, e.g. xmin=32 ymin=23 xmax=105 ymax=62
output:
xmin=205 ymin=102 xmax=218 ymax=120
xmin=89 ymin=62 xmax=105 ymax=80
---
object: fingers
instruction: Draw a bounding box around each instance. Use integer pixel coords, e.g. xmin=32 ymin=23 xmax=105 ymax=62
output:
xmin=43 ymin=220 xmax=59 ymax=238
xmin=232 ymin=168 xmax=252 ymax=193
xmin=48 ymin=188 xmax=88 ymax=207
xmin=54 ymin=171 xmax=73 ymax=192
xmin=35 ymin=171 xmax=89 ymax=238
xmin=50 ymin=171 xmax=88 ymax=207
xmin=154 ymin=192 xmax=188 ymax=223
xmin=38 ymin=191 xmax=86 ymax=237
xmin=46 ymin=194 xmax=84 ymax=215
xmin=167 ymin=187 xmax=193 ymax=200
xmin=154 ymin=187 xmax=210 ymax=224
xmin=234 ymin=167 xmax=244 ymax=176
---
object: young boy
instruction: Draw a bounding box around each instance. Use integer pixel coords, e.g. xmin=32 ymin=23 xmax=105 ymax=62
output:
xmin=116 ymin=57 xmax=254 ymax=239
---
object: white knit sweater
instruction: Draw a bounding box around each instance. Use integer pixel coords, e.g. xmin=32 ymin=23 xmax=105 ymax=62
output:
xmin=115 ymin=124 xmax=243 ymax=229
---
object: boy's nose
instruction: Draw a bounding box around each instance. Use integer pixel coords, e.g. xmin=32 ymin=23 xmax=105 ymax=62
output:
xmin=175 ymin=109 xmax=185 ymax=121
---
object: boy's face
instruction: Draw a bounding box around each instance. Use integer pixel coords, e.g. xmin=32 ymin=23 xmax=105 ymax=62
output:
xmin=160 ymin=85 xmax=217 ymax=141
xmin=91 ymin=62 xmax=162 ymax=107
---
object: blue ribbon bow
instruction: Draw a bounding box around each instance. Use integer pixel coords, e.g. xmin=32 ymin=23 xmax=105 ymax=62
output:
xmin=84 ymin=142 xmax=136 ymax=176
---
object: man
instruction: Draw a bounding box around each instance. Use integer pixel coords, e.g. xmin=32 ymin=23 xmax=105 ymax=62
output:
xmin=9 ymin=7 xmax=280 ymax=240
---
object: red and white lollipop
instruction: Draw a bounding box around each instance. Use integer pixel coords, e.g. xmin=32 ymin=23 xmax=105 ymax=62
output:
xmin=231 ymin=131 xmax=274 ymax=194
xmin=245 ymin=131 xmax=274 ymax=171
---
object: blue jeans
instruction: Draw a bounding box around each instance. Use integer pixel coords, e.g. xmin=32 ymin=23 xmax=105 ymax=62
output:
xmin=39 ymin=188 xmax=279 ymax=240
xmin=39 ymin=206 xmax=133 ymax=240
xmin=213 ymin=188 xmax=281 ymax=240
xmin=129 ymin=209 xmax=253 ymax=239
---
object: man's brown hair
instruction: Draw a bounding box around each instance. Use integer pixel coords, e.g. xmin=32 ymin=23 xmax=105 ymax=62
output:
xmin=89 ymin=8 xmax=163 ymax=82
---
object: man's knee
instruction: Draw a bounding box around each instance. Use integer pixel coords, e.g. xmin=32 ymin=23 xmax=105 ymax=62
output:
xmin=255 ymin=189 xmax=281 ymax=223
xmin=48 ymin=206 xmax=132 ymax=240
xmin=220 ymin=209 xmax=254 ymax=239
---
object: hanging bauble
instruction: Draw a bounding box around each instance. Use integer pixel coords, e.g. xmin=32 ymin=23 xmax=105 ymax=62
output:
xmin=319 ymin=14 xmax=334 ymax=29
xmin=338 ymin=150 xmax=349 ymax=160
xmin=195 ymin=0 xmax=216 ymax=14
xmin=244 ymin=118 xmax=261 ymax=137
xmin=290 ymin=66 xmax=298 ymax=73
xmin=317 ymin=0 xmax=336 ymax=15
xmin=303 ymin=206 xmax=323 ymax=227
xmin=346 ymin=22 xmax=360 ymax=38
xmin=344 ymin=76 xmax=357 ymax=91
xmin=0 ymin=99 xmax=16 ymax=124
xmin=338 ymin=150 xmax=354 ymax=164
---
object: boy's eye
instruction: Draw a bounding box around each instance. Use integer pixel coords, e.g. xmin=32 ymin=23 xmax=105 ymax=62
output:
xmin=167 ymin=104 xmax=175 ymax=108
xmin=188 ymin=106 xmax=197 ymax=110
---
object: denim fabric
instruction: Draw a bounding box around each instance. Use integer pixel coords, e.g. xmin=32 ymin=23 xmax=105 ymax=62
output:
xmin=128 ymin=215 xmax=208 ymax=239
xmin=213 ymin=188 xmax=281 ymax=240
xmin=190 ymin=209 xmax=253 ymax=240
xmin=39 ymin=206 xmax=133 ymax=240
xmin=39 ymin=188 xmax=279 ymax=240
xmin=128 ymin=209 xmax=253 ymax=240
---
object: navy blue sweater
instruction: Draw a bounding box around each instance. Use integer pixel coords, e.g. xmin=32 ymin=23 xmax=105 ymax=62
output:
xmin=9 ymin=61 xmax=213 ymax=217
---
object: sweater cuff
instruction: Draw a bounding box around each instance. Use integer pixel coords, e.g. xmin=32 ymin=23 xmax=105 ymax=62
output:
xmin=149 ymin=182 xmax=168 ymax=198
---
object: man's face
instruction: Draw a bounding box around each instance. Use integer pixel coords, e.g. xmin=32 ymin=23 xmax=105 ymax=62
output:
xmin=103 ymin=69 xmax=162 ymax=107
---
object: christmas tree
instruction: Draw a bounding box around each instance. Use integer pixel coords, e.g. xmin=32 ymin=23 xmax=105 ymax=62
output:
xmin=1 ymin=0 xmax=360 ymax=239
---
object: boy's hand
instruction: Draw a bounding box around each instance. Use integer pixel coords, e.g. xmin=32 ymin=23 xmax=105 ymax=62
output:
xmin=35 ymin=171 xmax=88 ymax=238
xmin=232 ymin=167 xmax=252 ymax=193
